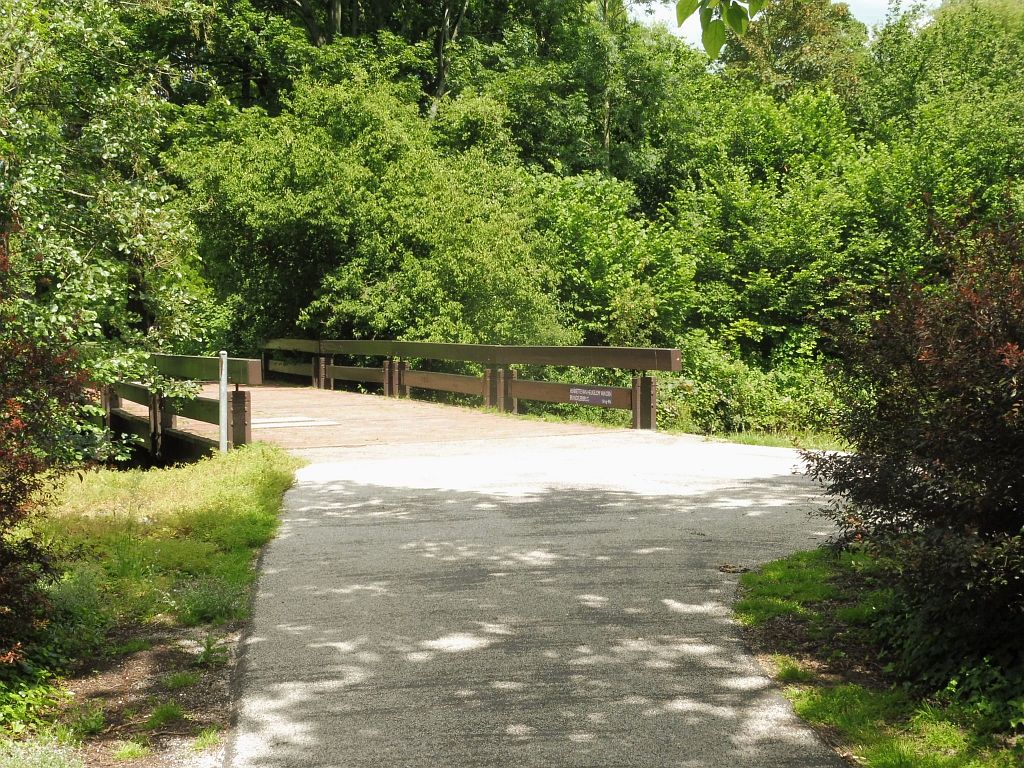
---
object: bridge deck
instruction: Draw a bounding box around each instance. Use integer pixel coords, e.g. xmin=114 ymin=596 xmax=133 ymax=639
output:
xmin=175 ymin=384 xmax=613 ymax=451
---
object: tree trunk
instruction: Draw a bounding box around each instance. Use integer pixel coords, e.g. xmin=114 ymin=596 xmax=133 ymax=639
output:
xmin=328 ymin=0 xmax=342 ymax=41
xmin=428 ymin=0 xmax=469 ymax=119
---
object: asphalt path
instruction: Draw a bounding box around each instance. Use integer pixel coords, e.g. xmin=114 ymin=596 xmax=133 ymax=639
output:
xmin=227 ymin=431 xmax=845 ymax=768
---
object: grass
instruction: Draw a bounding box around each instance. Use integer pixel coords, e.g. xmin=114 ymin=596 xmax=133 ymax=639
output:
xmin=195 ymin=633 xmax=230 ymax=668
xmin=734 ymin=549 xmax=840 ymax=626
xmin=708 ymin=429 xmax=848 ymax=452
xmin=770 ymin=654 xmax=816 ymax=683
xmin=161 ymin=671 xmax=200 ymax=691
xmin=108 ymin=639 xmax=151 ymax=656
xmin=506 ymin=404 xmax=846 ymax=450
xmin=110 ymin=740 xmax=149 ymax=761
xmin=191 ymin=727 xmax=220 ymax=751
xmin=0 ymin=443 xmax=298 ymax=749
xmin=39 ymin=443 xmax=300 ymax=631
xmin=739 ymin=548 xmax=1022 ymax=767
xmin=60 ymin=703 xmax=104 ymax=738
xmin=143 ymin=701 xmax=184 ymax=730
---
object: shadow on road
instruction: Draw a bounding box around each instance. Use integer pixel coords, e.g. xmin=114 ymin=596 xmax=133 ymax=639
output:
xmin=229 ymin=474 xmax=842 ymax=768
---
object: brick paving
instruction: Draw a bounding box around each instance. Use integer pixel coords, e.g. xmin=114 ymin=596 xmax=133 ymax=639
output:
xmin=183 ymin=384 xmax=612 ymax=450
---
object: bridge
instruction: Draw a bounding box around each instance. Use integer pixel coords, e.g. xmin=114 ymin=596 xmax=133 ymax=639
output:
xmin=106 ymin=343 xmax=843 ymax=767
xmin=104 ymin=339 xmax=680 ymax=458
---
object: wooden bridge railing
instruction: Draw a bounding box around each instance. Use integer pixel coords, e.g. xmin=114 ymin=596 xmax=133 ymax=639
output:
xmin=262 ymin=339 xmax=682 ymax=430
xmin=105 ymin=353 xmax=261 ymax=459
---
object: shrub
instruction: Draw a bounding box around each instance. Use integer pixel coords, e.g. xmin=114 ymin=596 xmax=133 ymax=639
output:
xmin=0 ymin=253 xmax=90 ymax=666
xmin=659 ymin=330 xmax=837 ymax=435
xmin=806 ymin=216 xmax=1024 ymax=731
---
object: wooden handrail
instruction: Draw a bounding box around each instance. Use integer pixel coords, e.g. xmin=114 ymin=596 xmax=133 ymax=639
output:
xmin=150 ymin=354 xmax=263 ymax=385
xmin=261 ymin=338 xmax=671 ymax=430
xmin=274 ymin=339 xmax=681 ymax=372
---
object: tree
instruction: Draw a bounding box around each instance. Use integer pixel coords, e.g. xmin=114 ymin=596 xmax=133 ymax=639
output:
xmin=858 ymin=0 xmax=1024 ymax=138
xmin=169 ymin=77 xmax=574 ymax=350
xmin=721 ymin=0 xmax=868 ymax=104
xmin=1 ymin=0 xmax=221 ymax=357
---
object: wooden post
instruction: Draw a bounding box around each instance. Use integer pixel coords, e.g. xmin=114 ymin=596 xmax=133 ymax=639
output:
xmin=382 ymin=360 xmax=393 ymax=396
xmin=159 ymin=395 xmax=176 ymax=431
xmin=262 ymin=349 xmax=272 ymax=382
xmin=396 ymin=360 xmax=408 ymax=398
xmin=632 ymin=376 xmax=642 ymax=429
xmin=102 ymin=386 xmax=119 ymax=426
xmin=508 ymin=369 xmax=518 ymax=414
xmin=640 ymin=374 xmax=656 ymax=430
xmin=149 ymin=393 xmax=163 ymax=457
xmin=495 ymin=368 xmax=517 ymax=413
xmin=486 ymin=366 xmax=500 ymax=408
xmin=230 ymin=390 xmax=251 ymax=447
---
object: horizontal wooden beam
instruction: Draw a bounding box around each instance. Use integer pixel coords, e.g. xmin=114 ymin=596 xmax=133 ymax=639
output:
xmin=509 ymin=379 xmax=633 ymax=410
xmin=164 ymin=395 xmax=220 ymax=425
xmin=320 ymin=340 xmax=495 ymax=365
xmin=275 ymin=339 xmax=682 ymax=371
xmin=268 ymin=359 xmax=313 ymax=377
xmin=402 ymin=370 xmax=487 ymax=398
xmin=327 ymin=365 xmax=386 ymax=385
xmin=263 ymin=338 xmax=320 ymax=354
xmin=114 ymin=382 xmax=151 ymax=406
xmin=150 ymin=354 xmax=263 ymax=385
xmin=494 ymin=346 xmax=680 ymax=371
xmin=161 ymin=428 xmax=218 ymax=461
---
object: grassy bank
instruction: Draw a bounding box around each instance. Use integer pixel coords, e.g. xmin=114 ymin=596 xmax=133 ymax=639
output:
xmin=737 ymin=549 xmax=1022 ymax=767
xmin=0 ymin=444 xmax=299 ymax=766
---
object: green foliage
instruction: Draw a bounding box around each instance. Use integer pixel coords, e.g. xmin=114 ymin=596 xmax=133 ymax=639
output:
xmin=171 ymin=577 xmax=247 ymax=626
xmin=677 ymin=0 xmax=769 ymax=57
xmin=722 ymin=0 xmax=869 ymax=105
xmin=194 ymin=634 xmax=229 ymax=669
xmin=170 ymin=77 xmax=572 ymax=351
xmin=1 ymin=0 xmax=221 ymax=358
xmin=108 ymin=639 xmax=150 ymax=657
xmin=744 ymin=548 xmax=1023 ymax=765
xmin=659 ymin=331 xmax=837 ymax=435
xmin=789 ymin=683 xmax=1024 ymax=766
xmin=33 ymin=565 xmax=113 ymax=672
xmin=536 ymin=173 xmax=696 ymax=346
xmin=771 ymin=654 xmax=815 ymax=683
xmin=1 ymin=247 xmax=100 ymax=664
xmin=191 ymin=727 xmax=220 ymax=751
xmin=0 ymin=680 xmax=67 ymax=736
xmin=805 ymin=218 xmax=1024 ymax=731
xmin=27 ymin=445 xmax=297 ymax=667
xmin=61 ymin=702 xmax=104 ymax=739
